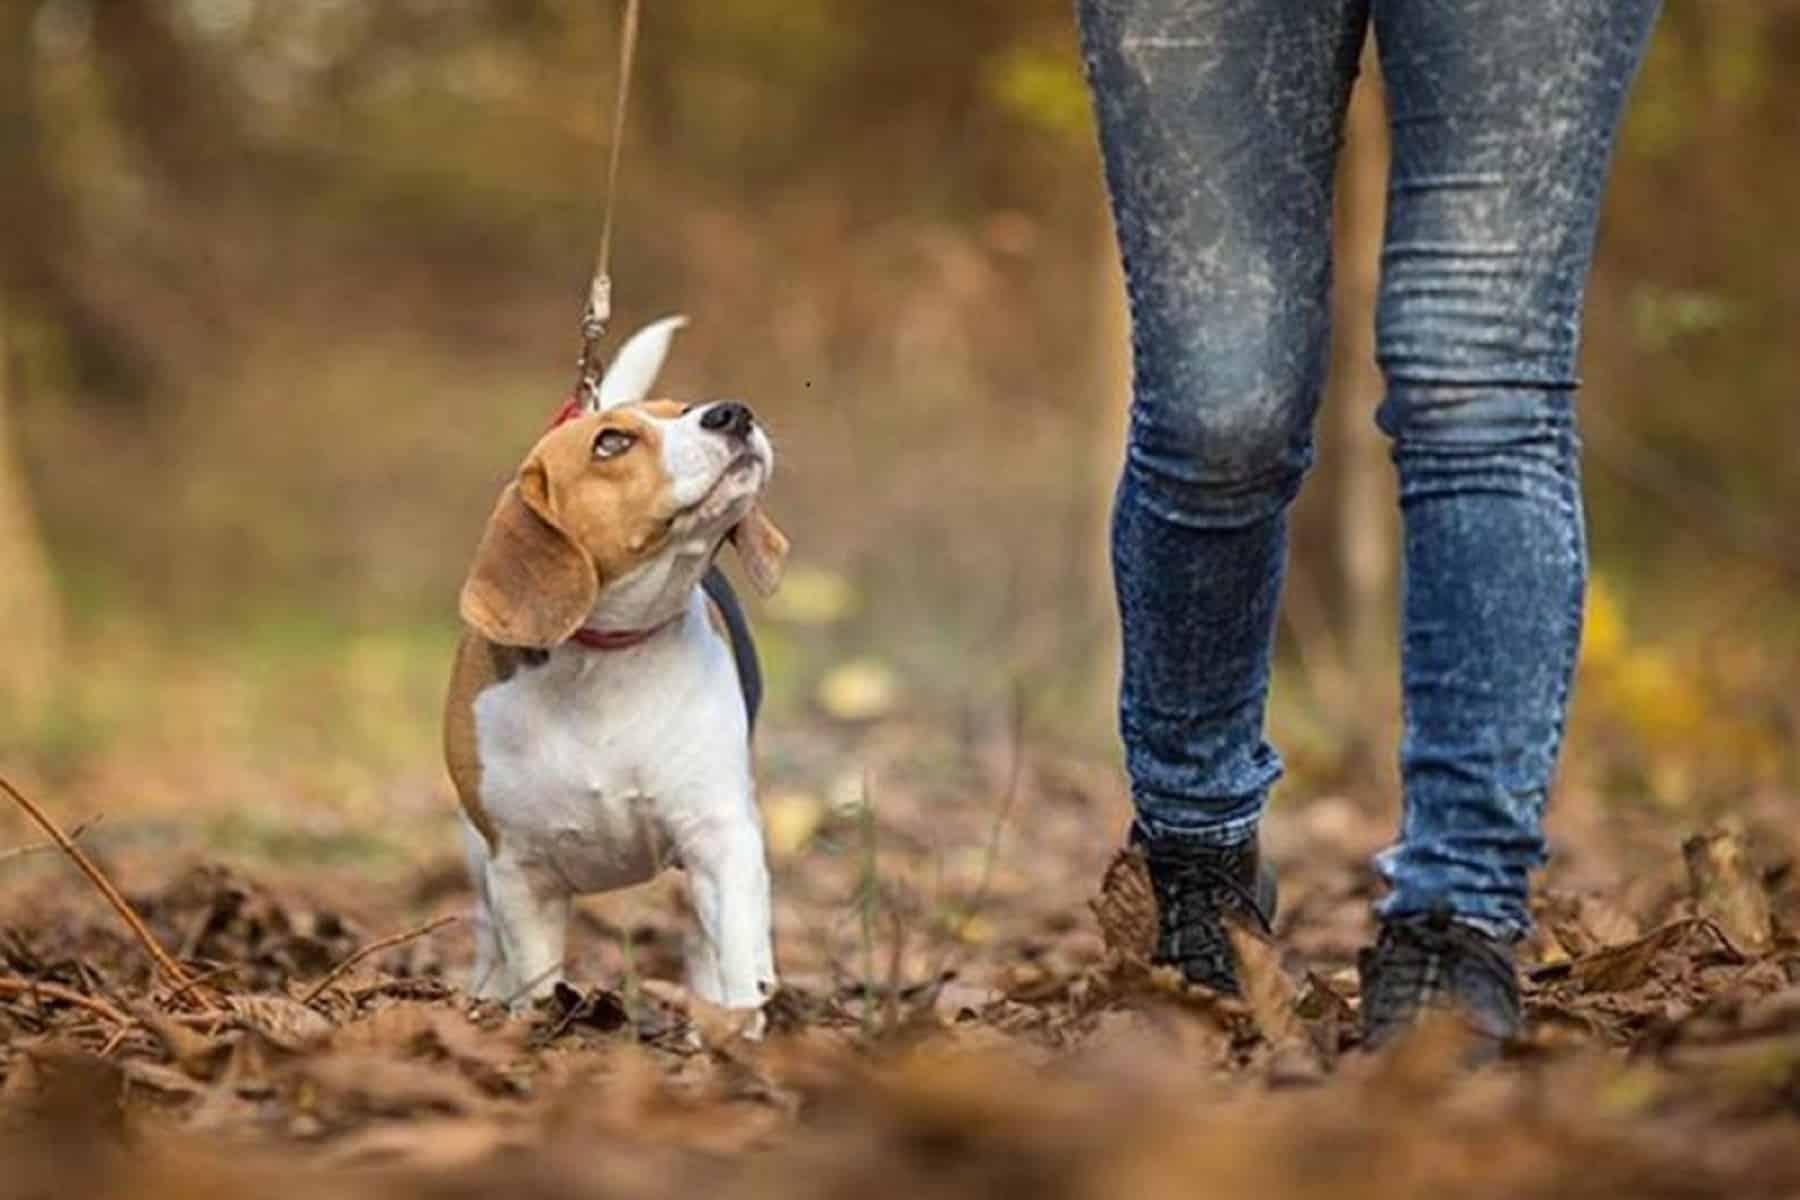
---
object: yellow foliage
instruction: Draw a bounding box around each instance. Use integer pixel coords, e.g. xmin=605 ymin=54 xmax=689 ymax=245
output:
xmin=817 ymin=658 xmax=902 ymax=723
xmin=766 ymin=565 xmax=860 ymax=626
xmin=1576 ymin=572 xmax=1788 ymax=806
xmin=1603 ymin=648 xmax=1705 ymax=744
xmin=1580 ymin=574 xmax=1625 ymax=669
xmin=763 ymin=789 xmax=827 ymax=858
xmin=984 ymin=45 xmax=1093 ymax=142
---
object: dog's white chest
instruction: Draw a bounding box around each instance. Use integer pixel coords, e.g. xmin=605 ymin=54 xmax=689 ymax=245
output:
xmin=470 ymin=598 xmax=751 ymax=893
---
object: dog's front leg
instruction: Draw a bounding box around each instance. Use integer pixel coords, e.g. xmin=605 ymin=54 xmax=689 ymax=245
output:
xmin=680 ymin=820 xmax=777 ymax=1012
xmin=460 ymin=819 xmax=507 ymax=1001
xmin=483 ymin=853 xmax=571 ymax=1007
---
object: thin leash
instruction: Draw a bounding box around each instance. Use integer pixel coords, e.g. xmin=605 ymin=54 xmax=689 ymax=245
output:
xmin=574 ymin=0 xmax=643 ymax=409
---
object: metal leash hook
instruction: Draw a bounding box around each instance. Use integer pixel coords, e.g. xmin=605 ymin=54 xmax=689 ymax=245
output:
xmin=576 ymin=0 xmax=641 ymax=412
xmin=576 ymin=273 xmax=612 ymax=409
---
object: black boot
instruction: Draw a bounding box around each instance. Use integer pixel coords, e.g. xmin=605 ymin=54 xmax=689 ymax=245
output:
xmin=1357 ymin=913 xmax=1523 ymax=1051
xmin=1130 ymin=823 xmax=1278 ymax=994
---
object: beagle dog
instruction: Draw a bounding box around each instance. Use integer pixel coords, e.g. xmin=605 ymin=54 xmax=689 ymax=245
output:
xmin=443 ymin=316 xmax=788 ymax=1016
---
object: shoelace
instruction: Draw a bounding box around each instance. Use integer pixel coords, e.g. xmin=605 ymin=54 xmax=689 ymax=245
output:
xmin=1140 ymin=847 xmax=1273 ymax=990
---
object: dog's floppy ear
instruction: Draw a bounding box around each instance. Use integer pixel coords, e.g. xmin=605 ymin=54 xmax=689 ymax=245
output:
xmin=729 ymin=505 xmax=789 ymax=597
xmin=594 ymin=315 xmax=689 ymax=411
xmin=459 ymin=460 xmax=597 ymax=647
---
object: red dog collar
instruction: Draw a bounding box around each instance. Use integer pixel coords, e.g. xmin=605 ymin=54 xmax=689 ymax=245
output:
xmin=545 ymin=393 xmax=586 ymax=432
xmin=566 ymin=615 xmax=680 ymax=651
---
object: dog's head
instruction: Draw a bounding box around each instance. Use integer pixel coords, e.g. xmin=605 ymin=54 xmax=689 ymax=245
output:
xmin=459 ymin=317 xmax=787 ymax=648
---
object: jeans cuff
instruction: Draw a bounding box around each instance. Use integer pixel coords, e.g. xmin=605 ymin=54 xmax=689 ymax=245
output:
xmin=1373 ymin=892 xmax=1529 ymax=944
xmin=1132 ymin=807 xmax=1261 ymax=850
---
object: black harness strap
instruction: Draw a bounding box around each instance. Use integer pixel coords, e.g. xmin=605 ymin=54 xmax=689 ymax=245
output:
xmin=700 ymin=565 xmax=763 ymax=730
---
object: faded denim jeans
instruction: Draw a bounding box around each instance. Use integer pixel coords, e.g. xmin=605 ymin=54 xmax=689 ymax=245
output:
xmin=1077 ymin=0 xmax=1660 ymax=940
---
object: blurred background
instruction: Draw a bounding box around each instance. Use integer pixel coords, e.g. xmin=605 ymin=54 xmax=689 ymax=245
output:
xmin=1 ymin=0 xmax=1795 ymax=864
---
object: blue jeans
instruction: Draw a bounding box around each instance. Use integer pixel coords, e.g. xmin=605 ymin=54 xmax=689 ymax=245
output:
xmin=1078 ymin=0 xmax=1660 ymax=940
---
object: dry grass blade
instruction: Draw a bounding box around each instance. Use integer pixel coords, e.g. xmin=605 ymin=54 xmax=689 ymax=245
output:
xmin=301 ymin=915 xmax=459 ymax=1006
xmin=0 ymin=775 xmax=194 ymax=992
xmin=0 ymin=813 xmax=101 ymax=865
xmin=0 ymin=976 xmax=134 ymax=1028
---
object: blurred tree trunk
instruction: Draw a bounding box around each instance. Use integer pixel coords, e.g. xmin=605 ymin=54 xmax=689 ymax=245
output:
xmin=0 ymin=3 xmax=65 ymax=719
xmin=0 ymin=302 xmax=63 ymax=722
xmin=1327 ymin=53 xmax=1397 ymax=777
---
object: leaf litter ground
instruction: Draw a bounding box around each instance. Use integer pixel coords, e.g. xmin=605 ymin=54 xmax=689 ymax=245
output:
xmin=3 ymin=730 xmax=1800 ymax=1200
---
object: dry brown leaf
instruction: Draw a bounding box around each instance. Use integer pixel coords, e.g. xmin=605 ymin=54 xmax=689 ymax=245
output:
xmin=1543 ymin=891 xmax=1643 ymax=959
xmin=300 ymin=1051 xmax=488 ymax=1118
xmin=121 ymin=1058 xmax=208 ymax=1097
xmin=1568 ymin=919 xmax=1733 ymax=993
xmin=1091 ymin=848 xmax=1156 ymax=963
xmin=933 ymin=981 xmax=1001 ymax=1026
xmin=316 ymin=1115 xmax=523 ymax=1170
xmin=1684 ymin=827 xmax=1773 ymax=955
xmin=1226 ymin=924 xmax=1318 ymax=1081
xmin=227 ymin=994 xmax=334 ymax=1051
xmin=129 ymin=1003 xmax=223 ymax=1079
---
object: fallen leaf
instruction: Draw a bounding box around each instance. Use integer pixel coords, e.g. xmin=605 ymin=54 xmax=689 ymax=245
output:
xmin=227 ymin=994 xmax=334 ymax=1051
xmin=1568 ymin=919 xmax=1738 ymax=993
xmin=1544 ymin=891 xmax=1642 ymax=959
xmin=317 ymin=1116 xmax=521 ymax=1169
xmin=300 ymin=1051 xmax=488 ymax=1118
xmin=121 ymin=1059 xmax=208 ymax=1097
xmin=933 ymin=981 xmax=1000 ymax=1025
xmin=1091 ymin=849 xmax=1156 ymax=963
xmin=1228 ymin=924 xmax=1316 ymax=1079
xmin=129 ymin=1002 xmax=225 ymax=1080
xmin=542 ymin=982 xmax=630 ymax=1037
xmin=1684 ymin=827 xmax=1773 ymax=955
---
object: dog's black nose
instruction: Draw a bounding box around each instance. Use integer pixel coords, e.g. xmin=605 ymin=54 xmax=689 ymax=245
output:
xmin=700 ymin=401 xmax=754 ymax=438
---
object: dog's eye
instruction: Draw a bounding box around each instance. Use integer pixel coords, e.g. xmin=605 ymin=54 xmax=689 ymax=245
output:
xmin=593 ymin=428 xmax=637 ymax=459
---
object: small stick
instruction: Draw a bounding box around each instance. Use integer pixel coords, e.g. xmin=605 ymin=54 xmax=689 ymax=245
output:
xmin=0 ymin=976 xmax=134 ymax=1027
xmin=0 ymin=776 xmax=194 ymax=991
xmin=300 ymin=914 xmax=458 ymax=1006
xmin=99 ymin=1023 xmax=135 ymax=1057
xmin=164 ymin=963 xmax=240 ymax=1004
xmin=0 ymin=814 xmax=101 ymax=865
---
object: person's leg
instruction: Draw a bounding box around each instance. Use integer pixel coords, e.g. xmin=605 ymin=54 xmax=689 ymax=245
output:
xmin=1362 ymin=0 xmax=1660 ymax=1042
xmin=1077 ymin=0 xmax=1367 ymax=988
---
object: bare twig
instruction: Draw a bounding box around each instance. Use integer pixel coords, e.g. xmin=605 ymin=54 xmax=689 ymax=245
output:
xmin=0 ymin=976 xmax=133 ymax=1027
xmin=99 ymin=1023 xmax=135 ymax=1057
xmin=301 ymin=914 xmax=458 ymax=1006
xmin=163 ymin=962 xmax=241 ymax=1004
xmin=0 ymin=775 xmax=193 ymax=991
xmin=0 ymin=813 xmax=101 ymax=866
